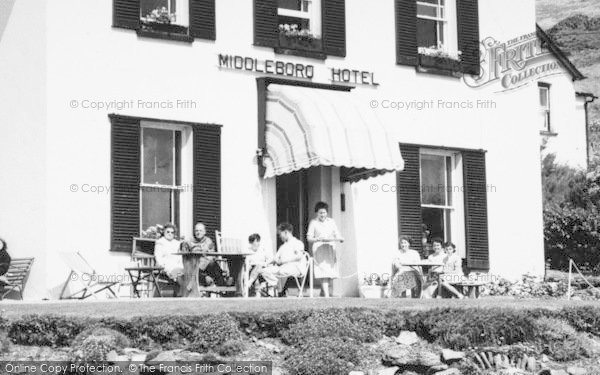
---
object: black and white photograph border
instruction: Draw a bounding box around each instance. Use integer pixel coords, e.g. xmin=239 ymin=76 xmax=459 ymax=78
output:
xmin=0 ymin=0 xmax=599 ymax=374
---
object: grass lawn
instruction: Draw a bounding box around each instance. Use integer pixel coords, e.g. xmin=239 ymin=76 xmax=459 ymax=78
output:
xmin=1 ymin=297 xmax=599 ymax=319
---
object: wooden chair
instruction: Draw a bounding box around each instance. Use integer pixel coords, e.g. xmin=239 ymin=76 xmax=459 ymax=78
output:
xmin=59 ymin=252 xmax=119 ymax=299
xmin=130 ymin=238 xmax=178 ymax=297
xmin=0 ymin=258 xmax=34 ymax=300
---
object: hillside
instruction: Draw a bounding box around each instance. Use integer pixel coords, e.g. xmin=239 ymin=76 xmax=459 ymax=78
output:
xmin=536 ymin=0 xmax=600 ymax=29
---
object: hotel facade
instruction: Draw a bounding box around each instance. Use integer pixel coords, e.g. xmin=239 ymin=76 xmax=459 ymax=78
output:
xmin=0 ymin=0 xmax=591 ymax=299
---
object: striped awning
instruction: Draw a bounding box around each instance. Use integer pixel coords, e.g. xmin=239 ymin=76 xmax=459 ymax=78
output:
xmin=263 ymin=84 xmax=404 ymax=179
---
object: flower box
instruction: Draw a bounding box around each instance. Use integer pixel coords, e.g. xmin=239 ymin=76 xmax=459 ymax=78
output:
xmin=418 ymin=54 xmax=462 ymax=72
xmin=141 ymin=22 xmax=189 ymax=35
xmin=359 ymin=285 xmax=386 ymax=298
xmin=278 ymin=33 xmax=323 ymax=52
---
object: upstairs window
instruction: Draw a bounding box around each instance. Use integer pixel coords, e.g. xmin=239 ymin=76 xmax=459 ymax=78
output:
xmin=141 ymin=0 xmax=189 ymax=28
xmin=539 ymin=83 xmax=551 ymax=132
xmin=417 ymin=0 xmax=445 ymax=50
xmin=278 ymin=0 xmax=321 ymax=37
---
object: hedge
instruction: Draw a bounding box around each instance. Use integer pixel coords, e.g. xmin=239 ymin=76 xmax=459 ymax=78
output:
xmin=5 ymin=307 xmax=600 ymax=352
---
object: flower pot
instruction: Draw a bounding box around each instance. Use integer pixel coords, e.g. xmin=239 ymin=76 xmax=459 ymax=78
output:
xmin=359 ymin=285 xmax=385 ymax=298
xmin=141 ymin=22 xmax=188 ymax=35
xmin=419 ymin=54 xmax=461 ymax=71
xmin=278 ymin=33 xmax=323 ymax=52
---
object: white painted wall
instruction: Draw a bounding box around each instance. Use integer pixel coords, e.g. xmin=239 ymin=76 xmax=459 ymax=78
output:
xmin=0 ymin=0 xmax=556 ymax=298
xmin=539 ymin=70 xmax=589 ymax=169
xmin=0 ymin=0 xmax=47 ymax=299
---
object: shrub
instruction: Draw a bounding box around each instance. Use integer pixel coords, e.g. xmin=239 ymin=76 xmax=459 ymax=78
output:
xmin=281 ymin=309 xmax=383 ymax=347
xmin=532 ymin=317 xmax=594 ymax=361
xmin=560 ymin=306 xmax=600 ymax=336
xmin=9 ymin=315 xmax=87 ymax=347
xmin=405 ymin=308 xmax=537 ymax=350
xmin=217 ymin=340 xmax=247 ymax=357
xmin=283 ymin=337 xmax=364 ymax=375
xmin=71 ymin=326 xmax=130 ymax=349
xmin=188 ymin=314 xmax=243 ymax=352
xmin=232 ymin=310 xmax=312 ymax=338
xmin=69 ymin=332 xmax=125 ymax=362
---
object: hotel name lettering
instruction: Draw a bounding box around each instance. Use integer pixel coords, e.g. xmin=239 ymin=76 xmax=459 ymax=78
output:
xmin=218 ymin=54 xmax=379 ymax=86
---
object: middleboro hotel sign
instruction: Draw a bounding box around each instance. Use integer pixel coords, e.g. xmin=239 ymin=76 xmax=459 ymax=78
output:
xmin=217 ymin=53 xmax=380 ymax=87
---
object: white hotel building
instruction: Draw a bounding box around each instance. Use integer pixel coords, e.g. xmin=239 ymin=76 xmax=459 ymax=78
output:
xmin=0 ymin=0 xmax=592 ymax=299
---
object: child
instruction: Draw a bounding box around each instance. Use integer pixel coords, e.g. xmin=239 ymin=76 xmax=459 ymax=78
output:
xmin=246 ymin=233 xmax=272 ymax=296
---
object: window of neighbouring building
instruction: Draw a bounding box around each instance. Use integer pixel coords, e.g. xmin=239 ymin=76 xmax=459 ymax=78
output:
xmin=395 ymin=0 xmax=480 ymax=75
xmin=539 ymin=83 xmax=551 ymax=132
xmin=110 ymin=115 xmax=221 ymax=252
xmin=113 ymin=0 xmax=216 ymax=41
xmin=254 ymin=0 xmax=345 ymax=58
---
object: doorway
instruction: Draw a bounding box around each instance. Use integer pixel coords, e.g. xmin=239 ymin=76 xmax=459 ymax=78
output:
xmin=275 ymin=170 xmax=309 ymax=249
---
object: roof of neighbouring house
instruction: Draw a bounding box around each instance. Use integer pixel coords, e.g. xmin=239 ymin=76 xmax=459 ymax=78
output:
xmin=536 ymin=24 xmax=586 ymax=81
xmin=576 ymin=92 xmax=598 ymax=100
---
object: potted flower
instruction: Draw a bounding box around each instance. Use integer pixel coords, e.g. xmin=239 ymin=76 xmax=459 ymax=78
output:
xmin=418 ymin=45 xmax=462 ymax=71
xmin=140 ymin=7 xmax=188 ymax=34
xmin=359 ymin=274 xmax=389 ymax=298
xmin=278 ymin=24 xmax=322 ymax=52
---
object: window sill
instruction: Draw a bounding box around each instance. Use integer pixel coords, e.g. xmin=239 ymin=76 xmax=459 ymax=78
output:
xmin=136 ymin=26 xmax=193 ymax=43
xmin=416 ymin=54 xmax=462 ymax=78
xmin=540 ymin=130 xmax=558 ymax=137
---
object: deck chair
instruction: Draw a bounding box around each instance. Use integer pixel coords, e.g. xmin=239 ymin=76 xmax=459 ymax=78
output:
xmin=0 ymin=258 xmax=34 ymax=300
xmin=277 ymin=252 xmax=314 ymax=298
xmin=59 ymin=252 xmax=120 ymax=299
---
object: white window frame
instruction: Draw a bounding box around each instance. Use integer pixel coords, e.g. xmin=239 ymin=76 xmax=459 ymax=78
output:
xmin=140 ymin=0 xmax=189 ymax=26
xmin=420 ymin=149 xmax=466 ymax=258
xmin=140 ymin=122 xmax=193 ymax=237
xmin=539 ymin=84 xmax=551 ymax=132
xmin=277 ymin=0 xmax=322 ymax=37
xmin=416 ymin=0 xmax=458 ymax=56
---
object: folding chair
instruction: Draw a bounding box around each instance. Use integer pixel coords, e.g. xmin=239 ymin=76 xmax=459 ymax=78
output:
xmin=278 ymin=252 xmax=314 ymax=298
xmin=59 ymin=252 xmax=120 ymax=299
xmin=0 ymin=258 xmax=34 ymax=300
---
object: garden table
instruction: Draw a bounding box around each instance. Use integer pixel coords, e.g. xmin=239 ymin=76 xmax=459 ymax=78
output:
xmin=173 ymin=252 xmax=253 ymax=297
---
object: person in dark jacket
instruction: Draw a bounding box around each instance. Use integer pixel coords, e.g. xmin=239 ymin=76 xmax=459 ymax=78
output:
xmin=0 ymin=238 xmax=11 ymax=285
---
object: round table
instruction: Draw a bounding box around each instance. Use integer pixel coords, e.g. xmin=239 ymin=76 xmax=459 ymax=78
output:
xmin=392 ymin=261 xmax=444 ymax=299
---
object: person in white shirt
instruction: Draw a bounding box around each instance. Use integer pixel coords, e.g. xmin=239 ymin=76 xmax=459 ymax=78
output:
xmin=153 ymin=223 xmax=184 ymax=295
xmin=260 ymin=223 xmax=307 ymax=297
xmin=424 ymin=238 xmax=464 ymax=298
xmin=246 ymin=233 xmax=272 ymax=294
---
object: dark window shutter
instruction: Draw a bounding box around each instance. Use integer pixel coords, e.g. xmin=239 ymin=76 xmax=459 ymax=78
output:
xmin=110 ymin=115 xmax=141 ymax=252
xmin=463 ymin=150 xmax=489 ymax=270
xmin=322 ymin=0 xmax=346 ymax=57
xmin=457 ymin=0 xmax=480 ymax=75
xmin=397 ymin=144 xmax=423 ymax=255
xmin=189 ymin=0 xmax=216 ymax=40
xmin=254 ymin=0 xmax=278 ymax=47
xmin=113 ymin=0 xmax=140 ymax=30
xmin=193 ymin=125 xmax=221 ymax=240
xmin=395 ymin=0 xmax=418 ymax=66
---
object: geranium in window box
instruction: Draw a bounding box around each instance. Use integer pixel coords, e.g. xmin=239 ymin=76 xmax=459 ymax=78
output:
xmin=140 ymin=6 xmax=188 ymax=35
xmin=278 ymin=24 xmax=322 ymax=52
xmin=418 ymin=47 xmax=462 ymax=72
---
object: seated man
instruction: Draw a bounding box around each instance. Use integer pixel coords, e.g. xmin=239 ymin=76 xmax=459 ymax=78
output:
xmin=180 ymin=223 xmax=233 ymax=288
xmin=260 ymin=223 xmax=307 ymax=297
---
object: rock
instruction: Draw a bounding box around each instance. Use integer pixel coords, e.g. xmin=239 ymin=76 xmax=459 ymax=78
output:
xmin=256 ymin=340 xmax=281 ymax=353
xmin=376 ymin=367 xmax=399 ymax=375
xmin=122 ymin=348 xmax=148 ymax=362
xmin=441 ymin=349 xmax=465 ymax=363
xmin=430 ymin=364 xmax=449 ymax=371
xmin=382 ymin=347 xmax=411 ymax=366
xmin=566 ymin=367 xmax=587 ymax=375
xmin=541 ymin=354 xmax=549 ymax=362
xmin=433 ymin=369 xmax=460 ymax=375
xmin=526 ymin=356 xmax=537 ymax=372
xmin=396 ymin=331 xmax=420 ymax=346
xmin=549 ymin=370 xmax=569 ymax=375
xmin=147 ymin=349 xmax=181 ymax=363
xmin=348 ymin=372 xmax=364 ymax=375
xmin=417 ymin=351 xmax=443 ymax=367
xmin=272 ymin=368 xmax=284 ymax=375
xmin=106 ymin=350 xmax=122 ymax=362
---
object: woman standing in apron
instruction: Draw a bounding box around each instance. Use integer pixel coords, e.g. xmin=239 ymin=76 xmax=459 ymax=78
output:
xmin=307 ymin=201 xmax=343 ymax=297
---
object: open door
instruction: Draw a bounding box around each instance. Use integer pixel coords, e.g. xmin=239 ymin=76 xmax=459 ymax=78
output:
xmin=275 ymin=171 xmax=309 ymax=248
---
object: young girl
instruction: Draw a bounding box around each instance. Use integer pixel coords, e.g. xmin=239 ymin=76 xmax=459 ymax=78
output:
xmin=246 ymin=233 xmax=272 ymax=296
xmin=307 ymin=202 xmax=343 ymax=298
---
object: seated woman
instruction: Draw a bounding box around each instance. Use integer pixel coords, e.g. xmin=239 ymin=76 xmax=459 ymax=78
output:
xmin=391 ymin=235 xmax=423 ymax=298
xmin=423 ymin=239 xmax=464 ymax=298
xmin=0 ymin=238 xmax=11 ymax=286
xmin=153 ymin=224 xmax=184 ymax=296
